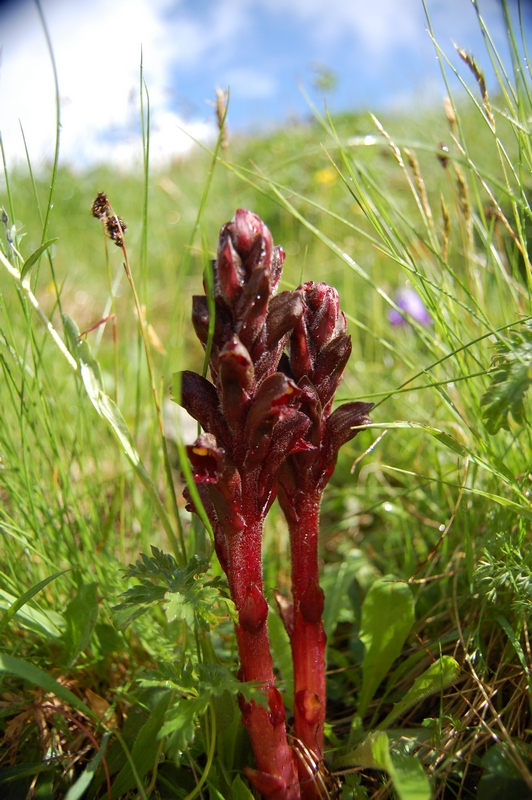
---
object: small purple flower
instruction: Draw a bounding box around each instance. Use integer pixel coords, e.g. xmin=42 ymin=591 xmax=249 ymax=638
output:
xmin=388 ymin=288 xmax=432 ymax=326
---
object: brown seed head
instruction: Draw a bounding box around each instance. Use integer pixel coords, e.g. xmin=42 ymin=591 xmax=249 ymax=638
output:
xmin=92 ymin=191 xmax=110 ymax=219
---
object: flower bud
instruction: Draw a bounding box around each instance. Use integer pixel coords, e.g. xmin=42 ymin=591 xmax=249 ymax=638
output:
xmin=230 ymin=208 xmax=270 ymax=267
xmin=300 ymin=281 xmax=341 ymax=347
xmin=324 ymin=401 xmax=374 ymax=455
xmin=313 ymin=333 xmax=352 ymax=407
xmin=266 ymin=291 xmax=303 ymax=349
xmin=219 ymin=336 xmax=255 ymax=429
xmin=234 ymin=264 xmax=271 ymax=350
xmin=244 ymin=373 xmax=302 ymax=468
xmin=215 ymin=236 xmax=245 ymax=307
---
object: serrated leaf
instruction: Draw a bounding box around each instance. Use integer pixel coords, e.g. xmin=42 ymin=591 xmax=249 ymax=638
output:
xmin=113 ymin=548 xmax=221 ymax=631
xmin=160 ymin=694 xmax=210 ymax=751
xmin=165 ymin=592 xmax=196 ymax=626
xmin=378 ymin=656 xmax=460 ymax=730
xmin=138 ymin=661 xmax=266 ymax=713
xmin=481 ymin=323 xmax=532 ymax=434
xmin=197 ymin=662 xmax=250 ymax=698
xmin=20 ymin=238 xmax=58 ymax=282
xmin=358 ymin=576 xmax=414 ymax=719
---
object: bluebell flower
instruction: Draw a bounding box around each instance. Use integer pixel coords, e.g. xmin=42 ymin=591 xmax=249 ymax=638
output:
xmin=388 ymin=288 xmax=432 ymax=326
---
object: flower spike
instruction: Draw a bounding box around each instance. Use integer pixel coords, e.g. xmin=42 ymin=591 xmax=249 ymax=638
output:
xmin=173 ymin=214 xmax=372 ymax=800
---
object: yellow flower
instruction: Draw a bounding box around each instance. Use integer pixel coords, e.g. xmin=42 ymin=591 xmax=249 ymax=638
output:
xmin=314 ymin=166 xmax=337 ymax=185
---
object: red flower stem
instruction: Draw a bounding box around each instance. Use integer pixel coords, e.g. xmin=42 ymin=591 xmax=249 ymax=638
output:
xmin=225 ymin=515 xmax=301 ymax=800
xmin=286 ymin=493 xmax=327 ymax=799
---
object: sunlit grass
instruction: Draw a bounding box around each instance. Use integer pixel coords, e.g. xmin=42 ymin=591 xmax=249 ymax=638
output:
xmin=1 ymin=4 xmax=532 ymax=798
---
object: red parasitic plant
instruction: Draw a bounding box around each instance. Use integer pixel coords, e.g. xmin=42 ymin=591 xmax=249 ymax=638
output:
xmin=174 ymin=209 xmax=372 ymax=800
xmin=276 ymin=282 xmax=373 ymax=797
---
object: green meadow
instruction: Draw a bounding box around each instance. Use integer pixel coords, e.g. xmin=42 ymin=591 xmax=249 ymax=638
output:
xmin=1 ymin=8 xmax=532 ymax=798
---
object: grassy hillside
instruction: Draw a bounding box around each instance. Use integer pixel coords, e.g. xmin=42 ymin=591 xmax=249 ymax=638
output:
xmin=1 ymin=13 xmax=532 ymax=799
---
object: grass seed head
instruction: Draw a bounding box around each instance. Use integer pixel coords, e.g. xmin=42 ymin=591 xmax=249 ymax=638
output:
xmin=91 ymin=191 xmax=110 ymax=219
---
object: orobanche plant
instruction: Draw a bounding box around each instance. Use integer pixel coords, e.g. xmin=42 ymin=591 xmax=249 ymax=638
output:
xmin=174 ymin=209 xmax=372 ymax=800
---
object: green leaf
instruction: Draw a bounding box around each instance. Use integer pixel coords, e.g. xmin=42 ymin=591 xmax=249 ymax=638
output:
xmin=358 ymin=576 xmax=414 ymax=718
xmin=481 ymin=322 xmax=532 ymax=434
xmin=371 ymin=733 xmax=431 ymax=800
xmin=111 ymin=692 xmax=171 ymax=799
xmin=160 ymin=694 xmax=210 ymax=751
xmin=335 ymin=731 xmax=431 ymax=800
xmin=0 ymin=762 xmax=50 ymax=785
xmin=477 ymin=743 xmax=532 ymax=800
xmin=496 ymin=615 xmax=531 ymax=681
xmin=62 ymin=582 xmax=99 ymax=667
xmin=231 ymin=774 xmax=255 ymax=800
xmin=113 ymin=548 xmax=222 ymax=631
xmin=63 ymin=314 xmax=140 ymax=468
xmin=322 ymin=551 xmax=378 ymax=640
xmin=0 ymin=588 xmax=64 ymax=639
xmin=64 ymin=732 xmax=111 ymax=800
xmin=268 ymin=609 xmax=293 ymax=696
xmin=377 ymin=656 xmax=460 ymax=730
xmin=0 ymin=653 xmax=94 ymax=720
xmin=0 ymin=569 xmax=70 ymax=635
xmin=20 ymin=238 xmax=58 ymax=282
xmin=63 ymin=314 xmax=180 ymax=557
xmin=94 ymin=623 xmax=122 ymax=656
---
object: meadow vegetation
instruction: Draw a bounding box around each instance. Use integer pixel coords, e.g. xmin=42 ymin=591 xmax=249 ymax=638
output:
xmin=1 ymin=5 xmax=532 ymax=798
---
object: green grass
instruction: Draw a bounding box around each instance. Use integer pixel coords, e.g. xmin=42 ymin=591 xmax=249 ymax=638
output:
xmin=1 ymin=6 xmax=532 ymax=799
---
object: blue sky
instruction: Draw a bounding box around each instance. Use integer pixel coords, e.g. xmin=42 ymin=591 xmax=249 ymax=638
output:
xmin=0 ymin=0 xmax=530 ymax=169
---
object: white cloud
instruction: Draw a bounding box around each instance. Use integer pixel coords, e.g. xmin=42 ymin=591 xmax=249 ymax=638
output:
xmin=0 ymin=0 xmax=518 ymax=171
xmin=0 ymin=0 xmax=216 ymax=170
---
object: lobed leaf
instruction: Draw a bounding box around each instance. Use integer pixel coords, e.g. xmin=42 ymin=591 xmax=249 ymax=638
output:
xmin=481 ymin=323 xmax=532 ymax=434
